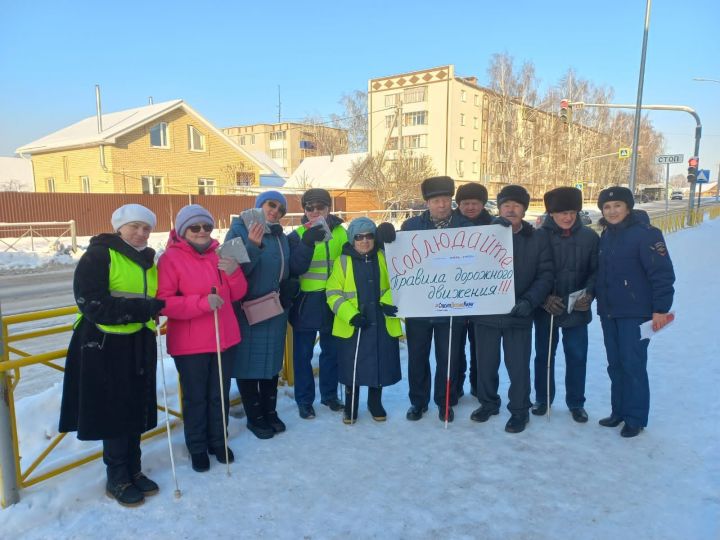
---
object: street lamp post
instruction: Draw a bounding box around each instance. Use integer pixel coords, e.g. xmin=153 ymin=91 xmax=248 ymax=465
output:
xmin=692 ymin=77 xmax=720 ymax=202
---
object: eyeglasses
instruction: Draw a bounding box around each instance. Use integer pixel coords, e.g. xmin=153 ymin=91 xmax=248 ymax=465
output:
xmin=265 ymin=200 xmax=286 ymax=214
xmin=187 ymin=224 xmax=214 ymax=233
xmin=353 ymin=233 xmax=374 ymax=241
xmin=305 ymin=203 xmax=328 ymax=212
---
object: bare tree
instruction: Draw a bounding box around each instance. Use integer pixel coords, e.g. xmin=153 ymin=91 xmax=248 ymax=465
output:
xmin=0 ymin=179 xmax=27 ymax=191
xmin=299 ymin=116 xmax=348 ymax=157
xmin=335 ymin=90 xmax=368 ymax=152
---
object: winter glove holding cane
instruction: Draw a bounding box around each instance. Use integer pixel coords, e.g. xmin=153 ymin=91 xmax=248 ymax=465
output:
xmin=573 ymin=294 xmax=593 ymax=312
xmin=207 ymin=293 xmax=224 ymax=311
xmin=380 ymin=303 xmax=398 ymax=317
xmin=301 ymin=224 xmax=326 ymax=247
xmin=542 ymin=295 xmax=566 ymax=316
xmin=509 ymin=299 xmax=533 ymax=318
xmin=376 ymin=222 xmax=397 ymax=245
xmin=350 ymin=313 xmax=369 ymax=328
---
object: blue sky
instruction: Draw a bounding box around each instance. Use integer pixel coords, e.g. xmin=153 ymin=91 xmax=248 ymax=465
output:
xmin=2 ymin=0 xmax=718 ymax=182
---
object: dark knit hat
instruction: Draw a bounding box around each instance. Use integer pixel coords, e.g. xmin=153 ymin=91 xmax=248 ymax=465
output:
xmin=455 ymin=182 xmax=488 ymax=204
xmin=497 ymin=185 xmax=530 ymax=209
xmin=597 ymin=186 xmax=634 ymax=210
xmin=301 ymin=188 xmax=331 ymax=208
xmin=544 ymin=187 xmax=583 ymax=213
xmin=421 ymin=176 xmax=455 ymax=200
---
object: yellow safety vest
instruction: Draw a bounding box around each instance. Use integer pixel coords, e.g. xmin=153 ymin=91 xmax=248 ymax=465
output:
xmin=76 ymin=248 xmax=158 ymax=334
xmin=325 ymin=250 xmax=403 ymax=339
xmin=296 ymin=224 xmax=347 ymax=292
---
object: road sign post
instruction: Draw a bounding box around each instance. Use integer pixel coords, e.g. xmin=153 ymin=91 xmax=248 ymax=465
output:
xmin=656 ymin=155 xmax=684 ymax=214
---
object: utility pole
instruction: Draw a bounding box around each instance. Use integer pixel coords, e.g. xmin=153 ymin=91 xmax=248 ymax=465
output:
xmin=628 ymin=0 xmax=652 ymax=194
xmin=397 ymin=99 xmax=403 ymax=155
xmin=0 ymin=301 xmax=20 ymax=508
xmin=277 ymin=85 xmax=281 ymax=123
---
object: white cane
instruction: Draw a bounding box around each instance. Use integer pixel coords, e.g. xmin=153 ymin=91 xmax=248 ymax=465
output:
xmin=546 ymin=314 xmax=554 ymax=420
xmin=211 ymin=287 xmax=231 ymax=476
xmin=444 ymin=316 xmax=454 ymax=429
xmin=155 ymin=318 xmax=181 ymax=498
xmin=349 ymin=327 xmax=363 ymax=425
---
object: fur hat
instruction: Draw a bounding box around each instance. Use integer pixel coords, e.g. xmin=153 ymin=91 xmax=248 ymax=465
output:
xmin=255 ymin=190 xmax=287 ymax=213
xmin=597 ymin=186 xmax=634 ymax=210
xmin=544 ymin=187 xmax=583 ymax=213
xmin=455 ymin=182 xmax=488 ymax=204
xmin=301 ymin=188 xmax=331 ymax=208
xmin=175 ymin=204 xmax=215 ymax=237
xmin=497 ymin=185 xmax=530 ymax=209
xmin=347 ymin=217 xmax=377 ymax=239
xmin=421 ymin=176 xmax=455 ymax=200
xmin=111 ymin=204 xmax=156 ymax=231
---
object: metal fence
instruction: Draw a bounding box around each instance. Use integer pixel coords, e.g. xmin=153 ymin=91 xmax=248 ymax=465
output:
xmin=0 ymin=221 xmax=77 ymax=253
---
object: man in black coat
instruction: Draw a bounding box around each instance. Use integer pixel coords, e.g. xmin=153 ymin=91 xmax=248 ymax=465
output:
xmin=532 ymin=187 xmax=599 ymax=423
xmin=470 ymin=185 xmax=553 ymax=433
xmin=400 ymin=176 xmax=470 ymax=422
xmin=452 ymin=182 xmax=493 ymax=400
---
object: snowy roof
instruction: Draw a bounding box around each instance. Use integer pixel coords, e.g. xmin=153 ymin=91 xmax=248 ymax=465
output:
xmin=14 ymin=100 xmax=266 ymax=172
xmin=247 ymin=150 xmax=288 ymax=179
xmin=285 ymin=152 xmax=367 ymax=190
xmin=0 ymin=156 xmax=34 ymax=191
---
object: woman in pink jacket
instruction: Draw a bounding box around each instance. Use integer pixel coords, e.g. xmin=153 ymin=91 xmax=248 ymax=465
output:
xmin=157 ymin=204 xmax=247 ymax=473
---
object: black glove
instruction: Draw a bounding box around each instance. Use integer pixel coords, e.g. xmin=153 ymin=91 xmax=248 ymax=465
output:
xmin=376 ymin=222 xmax=397 ymax=244
xmin=279 ymin=278 xmax=300 ymax=310
xmin=573 ymin=294 xmax=593 ymax=312
xmin=542 ymin=295 xmax=566 ymax=316
xmin=380 ymin=303 xmax=398 ymax=317
xmin=302 ymin=224 xmax=326 ymax=247
xmin=494 ymin=217 xmax=512 ymax=228
xmin=509 ymin=299 xmax=532 ymax=318
xmin=350 ymin=313 xmax=369 ymax=328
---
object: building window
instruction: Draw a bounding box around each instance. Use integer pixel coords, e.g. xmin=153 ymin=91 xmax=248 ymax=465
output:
xmin=387 ymin=137 xmax=398 ymax=150
xmin=236 ymin=172 xmax=254 ymax=186
xmin=472 ymin=162 xmax=478 ymax=174
xmin=150 ymin=122 xmax=169 ymax=148
xmin=188 ymin=126 xmax=206 ymax=151
xmin=403 ymin=111 xmax=428 ymax=126
xmin=249 ymin=134 xmax=255 ymax=144
xmin=459 ymin=137 xmax=465 ymax=150
xmin=460 ymin=90 xmax=467 ymax=102
xmin=240 ymin=136 xmax=246 ymax=145
xmin=45 ymin=177 xmax=56 ymax=192
xmin=473 ymin=139 xmax=479 ymax=151
xmin=141 ymin=176 xmax=163 ymax=194
xmin=270 ymin=131 xmax=287 ymax=141
xmin=403 ymin=134 xmax=427 ymax=149
xmin=474 ymin=94 xmax=480 ymax=106
xmin=460 ymin=113 xmax=465 ymax=126
xmin=385 ymin=93 xmax=400 ymax=107
xmin=385 ymin=115 xmax=397 ymax=128
xmin=473 ymin=116 xmax=479 ymax=129
xmin=81 ymin=176 xmax=90 ymax=193
xmin=403 ymin=86 xmax=427 ymax=104
xmin=457 ymin=160 xmax=465 ymax=177
xmin=198 ymin=178 xmax=216 ymax=195
xmin=270 ymin=149 xmax=288 ymax=159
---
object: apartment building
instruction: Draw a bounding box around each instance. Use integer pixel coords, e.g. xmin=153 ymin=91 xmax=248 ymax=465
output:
xmin=222 ymin=122 xmax=348 ymax=175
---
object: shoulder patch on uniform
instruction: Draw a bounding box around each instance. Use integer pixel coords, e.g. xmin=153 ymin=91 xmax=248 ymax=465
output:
xmin=652 ymin=241 xmax=668 ymax=256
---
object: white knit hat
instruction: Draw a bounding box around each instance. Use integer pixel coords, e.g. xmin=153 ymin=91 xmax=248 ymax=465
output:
xmin=111 ymin=204 xmax=157 ymax=231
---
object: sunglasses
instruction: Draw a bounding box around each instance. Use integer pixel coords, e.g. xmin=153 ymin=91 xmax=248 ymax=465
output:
xmin=265 ymin=200 xmax=287 ymax=214
xmin=305 ymin=203 xmax=328 ymax=212
xmin=187 ymin=224 xmax=214 ymax=233
xmin=353 ymin=233 xmax=374 ymax=241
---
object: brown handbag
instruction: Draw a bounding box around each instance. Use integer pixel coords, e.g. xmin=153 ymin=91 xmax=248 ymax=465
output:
xmin=240 ymin=236 xmax=285 ymax=325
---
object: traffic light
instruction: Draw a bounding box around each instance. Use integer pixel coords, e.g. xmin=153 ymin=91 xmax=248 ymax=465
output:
xmin=560 ymin=99 xmax=569 ymax=123
xmin=687 ymin=156 xmax=699 ymax=183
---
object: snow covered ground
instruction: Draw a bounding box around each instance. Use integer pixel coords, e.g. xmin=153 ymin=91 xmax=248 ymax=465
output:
xmin=1 ymin=219 xmax=719 ymax=539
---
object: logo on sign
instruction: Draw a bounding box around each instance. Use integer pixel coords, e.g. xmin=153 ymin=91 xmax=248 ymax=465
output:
xmin=618 ymin=148 xmax=631 ymax=159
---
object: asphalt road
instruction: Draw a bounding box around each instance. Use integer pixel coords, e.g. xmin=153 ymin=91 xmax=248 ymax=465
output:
xmin=0 ymin=267 xmax=75 ymax=315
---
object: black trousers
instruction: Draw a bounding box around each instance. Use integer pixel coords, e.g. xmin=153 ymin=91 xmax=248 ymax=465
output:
xmin=406 ymin=318 xmax=465 ymax=409
xmin=103 ymin=433 xmax=141 ymax=484
xmin=474 ymin=324 xmax=532 ymax=417
xmin=174 ymin=351 xmax=232 ymax=454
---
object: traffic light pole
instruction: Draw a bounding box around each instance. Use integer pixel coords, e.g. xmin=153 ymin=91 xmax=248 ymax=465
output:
xmin=566 ymin=101 xmax=701 ymax=225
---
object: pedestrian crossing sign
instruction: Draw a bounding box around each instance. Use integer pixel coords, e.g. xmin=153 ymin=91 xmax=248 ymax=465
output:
xmin=575 ymin=182 xmax=583 ymax=191
xmin=618 ymin=148 xmax=631 ymax=159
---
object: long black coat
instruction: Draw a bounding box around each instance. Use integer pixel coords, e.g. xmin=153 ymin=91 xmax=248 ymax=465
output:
xmin=473 ymin=220 xmax=554 ymax=329
xmin=59 ymin=234 xmax=164 ymax=441
xmin=534 ymin=215 xmax=599 ymax=327
xmin=335 ymin=244 xmax=401 ymax=388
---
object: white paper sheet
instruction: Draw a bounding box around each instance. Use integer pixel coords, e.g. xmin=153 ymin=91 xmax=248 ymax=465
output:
xmin=567 ymin=288 xmax=587 ymax=314
xmin=639 ymin=312 xmax=675 ymax=340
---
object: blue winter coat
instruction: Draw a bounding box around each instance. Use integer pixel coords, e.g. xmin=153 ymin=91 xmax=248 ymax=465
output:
xmin=534 ymin=214 xmax=599 ymax=328
xmin=225 ymin=218 xmax=290 ymax=379
xmin=473 ymin=220 xmax=554 ymax=329
xmin=287 ymin=213 xmax=345 ymax=332
xmin=596 ymin=210 xmax=675 ymax=318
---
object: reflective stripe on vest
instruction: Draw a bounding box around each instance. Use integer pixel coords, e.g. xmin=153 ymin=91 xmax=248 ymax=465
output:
xmin=297 ymin=224 xmax=347 ymax=292
xmin=93 ymin=249 xmax=158 ymax=334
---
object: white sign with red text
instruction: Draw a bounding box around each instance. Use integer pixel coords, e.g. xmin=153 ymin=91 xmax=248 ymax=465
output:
xmin=385 ymin=225 xmax=515 ymax=318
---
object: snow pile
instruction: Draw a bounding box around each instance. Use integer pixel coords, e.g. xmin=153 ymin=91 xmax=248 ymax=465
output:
xmin=1 ymin=221 xmax=718 ymax=539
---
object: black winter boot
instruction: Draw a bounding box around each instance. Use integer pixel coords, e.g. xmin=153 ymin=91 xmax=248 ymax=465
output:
xmin=260 ymin=376 xmax=286 ymax=433
xmin=239 ymin=379 xmax=275 ymax=439
xmin=106 ymin=478 xmax=144 ymax=507
xmin=131 ymin=472 xmax=159 ymax=496
xmin=208 ymin=446 xmax=235 ymax=463
xmin=343 ymin=386 xmax=360 ymax=424
xmin=367 ymin=387 xmax=387 ymax=421
xmin=191 ymin=452 xmax=210 ymax=472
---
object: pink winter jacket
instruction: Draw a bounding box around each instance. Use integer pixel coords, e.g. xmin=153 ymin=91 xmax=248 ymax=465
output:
xmin=157 ymin=230 xmax=248 ymax=357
